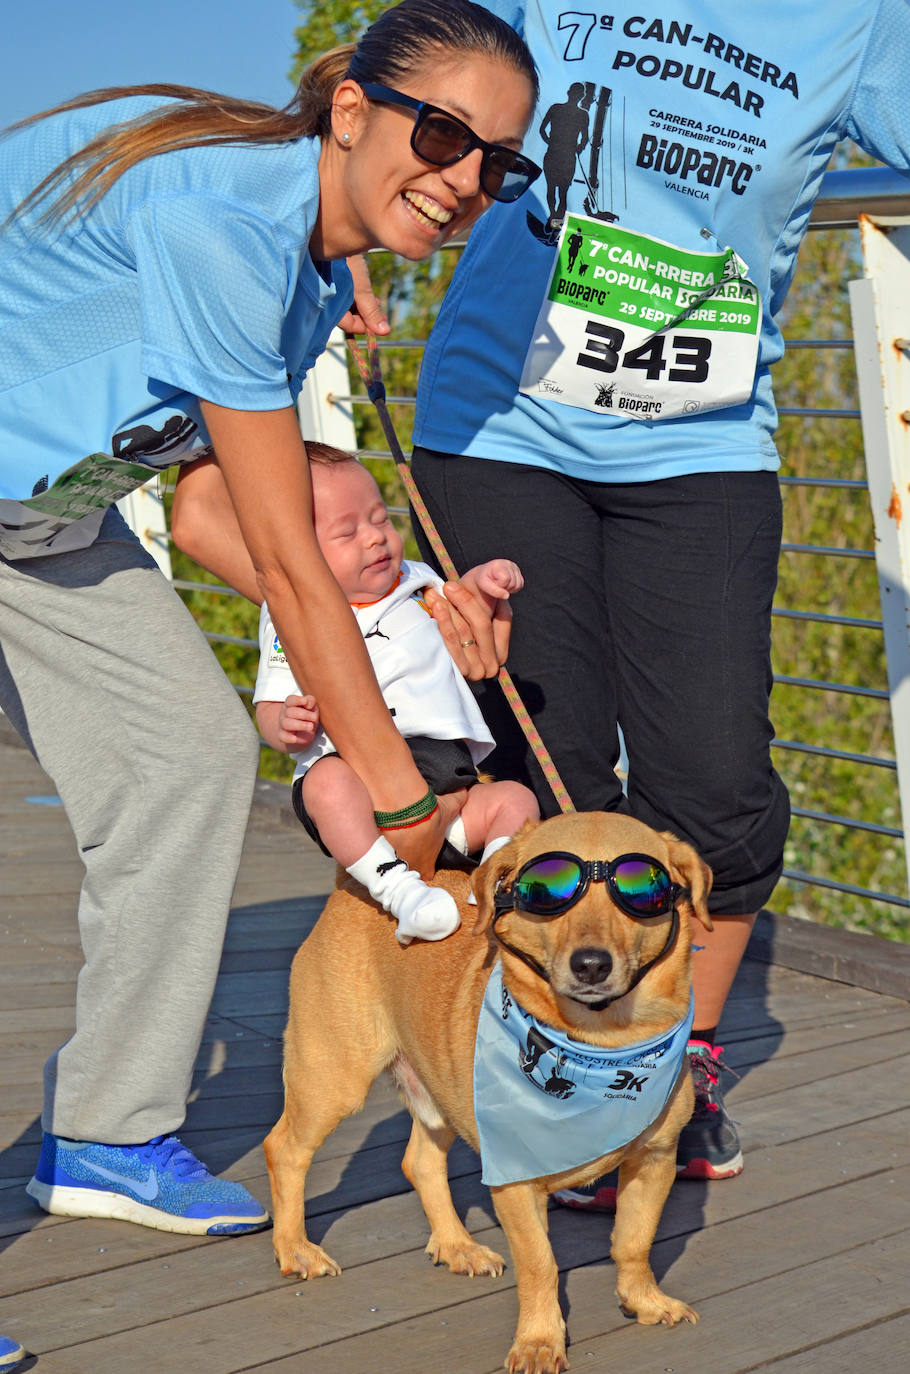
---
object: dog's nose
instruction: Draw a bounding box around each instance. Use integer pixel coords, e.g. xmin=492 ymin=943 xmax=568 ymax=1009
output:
xmin=569 ymin=946 xmax=613 ymax=985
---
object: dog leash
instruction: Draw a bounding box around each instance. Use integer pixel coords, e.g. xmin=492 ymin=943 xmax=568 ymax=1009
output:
xmin=346 ymin=331 xmax=575 ymax=815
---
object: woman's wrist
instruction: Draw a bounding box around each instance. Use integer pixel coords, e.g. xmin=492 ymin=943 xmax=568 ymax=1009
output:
xmin=374 ymin=786 xmax=439 ymax=831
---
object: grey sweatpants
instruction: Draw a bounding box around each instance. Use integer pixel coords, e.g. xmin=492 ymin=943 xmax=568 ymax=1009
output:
xmin=0 ymin=509 xmax=259 ymax=1142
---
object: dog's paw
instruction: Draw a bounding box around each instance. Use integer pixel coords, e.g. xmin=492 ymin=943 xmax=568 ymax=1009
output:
xmin=505 ymin=1336 xmax=569 ymax=1374
xmin=427 ymin=1236 xmax=505 ymax=1277
xmin=618 ymin=1287 xmax=698 ymax=1326
xmin=275 ymin=1240 xmax=342 ymax=1279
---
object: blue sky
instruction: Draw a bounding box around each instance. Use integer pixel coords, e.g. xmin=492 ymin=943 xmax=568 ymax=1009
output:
xmin=1 ymin=0 xmax=303 ymax=129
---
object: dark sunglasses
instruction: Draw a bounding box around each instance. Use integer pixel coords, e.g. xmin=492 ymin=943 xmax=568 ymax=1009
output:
xmin=359 ymin=82 xmax=541 ymax=203
xmin=494 ymin=851 xmax=688 ymax=922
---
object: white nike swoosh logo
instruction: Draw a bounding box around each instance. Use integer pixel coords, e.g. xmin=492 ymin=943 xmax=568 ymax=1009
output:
xmin=81 ymin=1160 xmax=160 ymax=1201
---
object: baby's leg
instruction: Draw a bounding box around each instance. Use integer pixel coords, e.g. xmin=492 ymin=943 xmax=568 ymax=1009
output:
xmin=459 ymin=780 xmax=541 ymax=860
xmin=303 ymin=759 xmax=459 ymax=944
xmin=303 ymin=755 xmax=382 ymax=867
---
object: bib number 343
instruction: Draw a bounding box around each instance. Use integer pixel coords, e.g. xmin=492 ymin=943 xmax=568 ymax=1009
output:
xmin=519 ymin=216 xmax=761 ymax=421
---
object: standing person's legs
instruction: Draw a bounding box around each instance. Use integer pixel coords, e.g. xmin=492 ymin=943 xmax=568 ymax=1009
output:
xmin=0 ymin=510 xmax=260 ymax=1145
xmin=412 ymin=453 xmax=788 ymax=1190
xmin=597 ymin=470 xmax=789 ymax=1179
xmin=596 ymin=470 xmax=788 ymax=914
xmin=410 ymin=448 xmax=625 ymax=816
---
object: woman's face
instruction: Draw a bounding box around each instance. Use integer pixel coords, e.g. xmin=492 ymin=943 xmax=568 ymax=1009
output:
xmin=320 ymin=52 xmax=535 ymax=260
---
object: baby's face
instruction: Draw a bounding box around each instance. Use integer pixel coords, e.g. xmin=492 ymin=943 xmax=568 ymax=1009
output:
xmin=312 ymin=460 xmax=403 ymax=603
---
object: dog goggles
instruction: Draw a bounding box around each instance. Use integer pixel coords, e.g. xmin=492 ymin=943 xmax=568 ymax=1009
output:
xmin=494 ymin=851 xmax=688 ymax=921
xmin=359 ymin=83 xmax=542 ymax=203
xmin=491 ymin=851 xmax=687 ymax=1001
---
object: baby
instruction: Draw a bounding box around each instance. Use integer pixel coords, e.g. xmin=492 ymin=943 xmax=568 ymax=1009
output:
xmin=254 ymin=443 xmax=539 ymax=944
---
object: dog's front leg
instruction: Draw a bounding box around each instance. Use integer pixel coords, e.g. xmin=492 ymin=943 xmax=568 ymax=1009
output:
xmin=403 ymin=1118 xmax=506 ymax=1277
xmin=612 ymin=1148 xmax=698 ymax=1326
xmin=491 ymin=1182 xmax=568 ymax=1374
xmin=264 ymin=1110 xmax=341 ymax=1279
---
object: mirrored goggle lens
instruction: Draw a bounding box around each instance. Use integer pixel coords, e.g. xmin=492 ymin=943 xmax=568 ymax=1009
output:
xmin=513 ymin=855 xmax=584 ymax=913
xmin=611 ymin=858 xmax=674 ymax=916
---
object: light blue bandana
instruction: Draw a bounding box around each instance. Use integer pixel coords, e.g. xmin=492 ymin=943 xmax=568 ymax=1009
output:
xmin=473 ymin=963 xmax=694 ymax=1186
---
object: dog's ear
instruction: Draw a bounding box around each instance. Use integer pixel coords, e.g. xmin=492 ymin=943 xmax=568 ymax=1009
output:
xmin=660 ymin=831 xmax=714 ymax=932
xmin=470 ymin=824 xmax=534 ymax=933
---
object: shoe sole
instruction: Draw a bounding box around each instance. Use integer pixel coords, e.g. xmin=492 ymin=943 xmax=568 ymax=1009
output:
xmin=0 ymin=1350 xmax=25 ymax=1369
xmin=26 ymin=1176 xmax=270 ymax=1236
xmin=552 ymin=1186 xmax=618 ymax=1212
xmin=676 ymin=1151 xmax=744 ymax=1180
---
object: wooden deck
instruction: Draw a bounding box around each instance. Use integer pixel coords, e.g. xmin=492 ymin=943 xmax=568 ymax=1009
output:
xmin=2 ymin=718 xmax=910 ymax=1373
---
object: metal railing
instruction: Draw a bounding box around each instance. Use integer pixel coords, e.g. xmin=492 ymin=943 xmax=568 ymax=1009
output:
xmin=133 ymin=166 xmax=910 ymax=941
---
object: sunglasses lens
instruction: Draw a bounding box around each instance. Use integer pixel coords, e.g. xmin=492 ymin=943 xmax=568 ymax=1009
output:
xmin=482 ymin=152 xmax=538 ymax=202
xmin=611 ymin=858 xmax=674 ymax=916
xmin=413 ymin=111 xmax=538 ymax=203
xmin=513 ymin=855 xmax=584 ymax=913
xmin=413 ymin=111 xmax=472 ymax=165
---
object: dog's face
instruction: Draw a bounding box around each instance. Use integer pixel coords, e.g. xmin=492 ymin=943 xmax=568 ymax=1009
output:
xmin=472 ymin=812 xmax=712 ymax=1025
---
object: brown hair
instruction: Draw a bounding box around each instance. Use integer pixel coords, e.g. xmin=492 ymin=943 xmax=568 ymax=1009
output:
xmin=305 ymin=442 xmax=360 ymax=468
xmin=9 ymin=0 xmax=538 ymax=225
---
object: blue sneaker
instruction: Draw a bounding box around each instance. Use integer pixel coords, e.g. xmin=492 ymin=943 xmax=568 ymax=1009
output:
xmin=26 ymin=1133 xmax=270 ymax=1236
xmin=0 ymin=1334 xmax=25 ymax=1369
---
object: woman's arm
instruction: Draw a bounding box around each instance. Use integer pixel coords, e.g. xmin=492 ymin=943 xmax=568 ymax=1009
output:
xmin=194 ymin=402 xmax=442 ymax=870
xmin=173 ymin=443 xmax=513 ymax=675
xmin=171 ymin=455 xmax=263 ymax=603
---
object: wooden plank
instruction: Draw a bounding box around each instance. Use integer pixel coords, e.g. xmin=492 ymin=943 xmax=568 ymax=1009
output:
xmin=554 ymin=1229 xmax=910 ymax=1374
xmin=720 ymin=977 xmax=906 ymax=1029
xmin=746 ymin=1309 xmax=910 ymax=1371
xmin=17 ymin=1169 xmax=908 ymax=1374
xmin=752 ymin=907 xmax=910 ymax=1001
xmin=247 ymin=1171 xmax=910 ymax=1374
xmin=722 ymin=1026 xmax=910 ymax=1103
xmin=3 ymin=1103 xmax=909 ymax=1363
xmin=735 ymin=1052 xmax=910 ymax=1149
xmin=720 ymin=1003 xmax=910 ymax=1070
xmin=207 ymin=971 xmax=294 ymax=1017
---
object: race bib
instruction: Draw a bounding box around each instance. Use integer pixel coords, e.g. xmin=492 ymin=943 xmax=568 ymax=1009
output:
xmin=0 ymin=453 xmax=161 ymax=560
xmin=519 ymin=216 xmax=761 ymax=422
xmin=0 ymin=407 xmax=208 ymax=561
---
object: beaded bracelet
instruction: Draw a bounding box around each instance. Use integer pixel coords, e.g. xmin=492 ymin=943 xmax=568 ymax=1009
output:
xmin=374 ymin=786 xmax=439 ymax=830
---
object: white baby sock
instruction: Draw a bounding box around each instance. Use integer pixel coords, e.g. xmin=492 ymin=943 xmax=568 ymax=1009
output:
xmin=346 ymin=838 xmax=460 ymax=945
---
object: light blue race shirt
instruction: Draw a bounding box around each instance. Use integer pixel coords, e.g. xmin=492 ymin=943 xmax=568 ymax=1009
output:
xmin=416 ymin=0 xmax=910 ymax=483
xmin=0 ymin=96 xmax=352 ymax=556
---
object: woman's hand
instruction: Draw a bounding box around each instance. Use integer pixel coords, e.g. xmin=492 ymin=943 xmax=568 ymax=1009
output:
xmin=338 ymin=255 xmax=389 ymax=335
xmin=424 ymin=579 xmax=512 ymax=681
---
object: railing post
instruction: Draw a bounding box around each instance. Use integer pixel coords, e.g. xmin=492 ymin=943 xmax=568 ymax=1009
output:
xmin=849 ymin=216 xmax=910 ymax=899
xmin=295 ymin=327 xmax=358 ymax=450
xmin=117 ymin=481 xmax=172 ymax=579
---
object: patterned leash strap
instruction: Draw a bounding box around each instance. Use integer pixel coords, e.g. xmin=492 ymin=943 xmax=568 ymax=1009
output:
xmin=346 ymin=332 xmax=575 ymax=815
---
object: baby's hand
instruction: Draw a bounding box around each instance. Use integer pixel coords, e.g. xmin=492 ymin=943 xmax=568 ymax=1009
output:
xmin=469 ymin=558 xmax=524 ymax=601
xmin=278 ymin=694 xmax=319 ymax=749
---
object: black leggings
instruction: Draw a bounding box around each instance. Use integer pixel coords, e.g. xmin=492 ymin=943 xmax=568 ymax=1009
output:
xmin=410 ymin=450 xmax=790 ymax=915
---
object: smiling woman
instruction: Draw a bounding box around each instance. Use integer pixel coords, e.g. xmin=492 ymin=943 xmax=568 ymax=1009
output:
xmin=315 ymin=51 xmax=537 ymax=259
xmin=0 ymin=0 xmax=539 ymax=1248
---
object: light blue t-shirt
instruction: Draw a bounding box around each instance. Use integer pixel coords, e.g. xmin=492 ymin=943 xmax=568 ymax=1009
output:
xmin=0 ymin=96 xmax=352 ymax=554
xmin=415 ymin=0 xmax=910 ymax=482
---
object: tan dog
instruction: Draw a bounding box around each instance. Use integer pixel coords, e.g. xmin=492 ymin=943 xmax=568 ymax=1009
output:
xmin=265 ymin=811 xmax=713 ymax=1374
